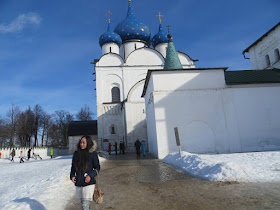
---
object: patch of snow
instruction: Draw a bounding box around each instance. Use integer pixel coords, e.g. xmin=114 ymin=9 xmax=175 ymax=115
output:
xmin=0 ymin=155 xmax=106 ymax=210
xmin=163 ymin=151 xmax=280 ymax=182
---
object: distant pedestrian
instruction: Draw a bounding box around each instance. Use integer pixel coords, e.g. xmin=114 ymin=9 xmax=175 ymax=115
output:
xmin=20 ymin=151 xmax=25 ymax=163
xmin=108 ymin=143 xmax=112 ymax=155
xmin=114 ymin=141 xmax=118 ymax=155
xmin=11 ymin=148 xmax=15 ymax=161
xmin=0 ymin=152 xmax=2 ymax=159
xmin=50 ymin=148 xmax=53 ymax=159
xmin=33 ymin=152 xmax=42 ymax=160
xmin=120 ymin=141 xmax=125 ymax=154
xmin=119 ymin=142 xmax=123 ymax=155
xmin=27 ymin=148 xmax=32 ymax=160
xmin=141 ymin=140 xmax=146 ymax=156
xmin=135 ymin=139 xmax=141 ymax=158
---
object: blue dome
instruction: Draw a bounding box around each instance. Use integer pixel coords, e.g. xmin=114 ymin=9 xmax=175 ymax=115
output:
xmin=99 ymin=22 xmax=122 ymax=47
xmin=152 ymin=23 xmax=168 ymax=47
xmin=114 ymin=1 xmax=151 ymax=45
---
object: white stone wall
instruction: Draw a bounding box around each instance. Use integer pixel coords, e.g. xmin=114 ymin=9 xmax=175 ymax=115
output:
xmin=145 ymin=70 xmax=280 ymax=159
xmin=248 ymin=26 xmax=280 ymax=69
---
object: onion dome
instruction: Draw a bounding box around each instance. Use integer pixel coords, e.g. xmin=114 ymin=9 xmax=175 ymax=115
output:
xmin=114 ymin=0 xmax=151 ymax=45
xmin=99 ymin=20 xmax=122 ymax=48
xmin=152 ymin=23 xmax=169 ymax=47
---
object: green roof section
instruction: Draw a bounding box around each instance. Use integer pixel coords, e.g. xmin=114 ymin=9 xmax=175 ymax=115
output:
xmin=164 ymin=33 xmax=183 ymax=70
xmin=225 ymin=69 xmax=280 ymax=85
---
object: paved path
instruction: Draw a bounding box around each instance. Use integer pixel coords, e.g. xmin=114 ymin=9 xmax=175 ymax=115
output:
xmin=66 ymin=153 xmax=280 ymax=210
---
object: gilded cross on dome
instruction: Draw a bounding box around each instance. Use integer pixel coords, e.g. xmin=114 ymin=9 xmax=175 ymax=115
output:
xmin=106 ymin=11 xmax=112 ymax=23
xmin=156 ymin=12 xmax=164 ymax=24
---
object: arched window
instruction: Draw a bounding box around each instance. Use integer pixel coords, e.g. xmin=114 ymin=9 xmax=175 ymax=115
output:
xmin=274 ymin=49 xmax=280 ymax=62
xmin=265 ymin=54 xmax=271 ymax=67
xmin=111 ymin=87 xmax=120 ymax=102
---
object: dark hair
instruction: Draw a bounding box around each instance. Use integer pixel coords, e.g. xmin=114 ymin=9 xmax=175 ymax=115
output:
xmin=74 ymin=136 xmax=93 ymax=172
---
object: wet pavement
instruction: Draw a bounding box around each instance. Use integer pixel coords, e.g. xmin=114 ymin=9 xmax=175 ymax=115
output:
xmin=66 ymin=152 xmax=280 ymax=210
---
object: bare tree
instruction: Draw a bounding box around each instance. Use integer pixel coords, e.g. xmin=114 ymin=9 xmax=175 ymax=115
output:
xmin=76 ymin=105 xmax=93 ymax=121
xmin=0 ymin=117 xmax=9 ymax=147
xmin=16 ymin=112 xmax=27 ymax=146
xmin=33 ymin=104 xmax=44 ymax=146
xmin=40 ymin=112 xmax=52 ymax=146
xmin=6 ymin=104 xmax=21 ymax=146
xmin=55 ymin=110 xmax=73 ymax=146
xmin=47 ymin=123 xmax=60 ymax=147
xmin=25 ymin=107 xmax=35 ymax=147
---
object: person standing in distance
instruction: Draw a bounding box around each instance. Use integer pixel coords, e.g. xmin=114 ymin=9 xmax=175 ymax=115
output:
xmin=11 ymin=148 xmax=16 ymax=161
xmin=27 ymin=148 xmax=32 ymax=160
xmin=70 ymin=136 xmax=100 ymax=210
xmin=50 ymin=148 xmax=53 ymax=159
xmin=135 ymin=139 xmax=141 ymax=158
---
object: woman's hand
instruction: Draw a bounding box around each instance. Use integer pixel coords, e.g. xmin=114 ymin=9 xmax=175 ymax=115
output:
xmin=71 ymin=177 xmax=76 ymax=183
xmin=85 ymin=175 xmax=91 ymax=183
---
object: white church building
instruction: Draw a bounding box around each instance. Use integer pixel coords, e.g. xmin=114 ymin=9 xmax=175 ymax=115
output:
xmin=94 ymin=0 xmax=280 ymax=158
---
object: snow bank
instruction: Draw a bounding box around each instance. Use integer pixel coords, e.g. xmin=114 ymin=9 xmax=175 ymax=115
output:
xmin=0 ymin=155 xmax=106 ymax=210
xmin=163 ymin=151 xmax=280 ymax=182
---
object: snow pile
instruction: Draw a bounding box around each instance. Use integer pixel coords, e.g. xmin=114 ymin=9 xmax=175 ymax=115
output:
xmin=163 ymin=151 xmax=280 ymax=182
xmin=0 ymin=155 xmax=106 ymax=210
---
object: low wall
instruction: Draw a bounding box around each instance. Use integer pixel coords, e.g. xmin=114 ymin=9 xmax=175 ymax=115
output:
xmin=0 ymin=147 xmax=69 ymax=158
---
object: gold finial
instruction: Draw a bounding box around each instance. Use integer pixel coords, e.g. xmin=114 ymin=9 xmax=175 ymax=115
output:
xmin=156 ymin=12 xmax=164 ymax=24
xmin=106 ymin=11 xmax=112 ymax=23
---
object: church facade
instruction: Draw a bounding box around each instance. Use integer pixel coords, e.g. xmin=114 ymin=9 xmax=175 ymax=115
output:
xmin=94 ymin=1 xmax=280 ymax=158
xmin=94 ymin=1 xmax=195 ymax=151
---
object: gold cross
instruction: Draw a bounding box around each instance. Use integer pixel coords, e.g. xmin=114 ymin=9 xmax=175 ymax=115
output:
xmin=106 ymin=11 xmax=112 ymax=23
xmin=156 ymin=12 xmax=164 ymax=24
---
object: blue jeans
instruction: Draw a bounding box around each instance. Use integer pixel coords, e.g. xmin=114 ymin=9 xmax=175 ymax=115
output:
xmin=81 ymin=199 xmax=90 ymax=210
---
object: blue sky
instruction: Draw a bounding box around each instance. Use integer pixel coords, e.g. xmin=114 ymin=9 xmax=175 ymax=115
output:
xmin=0 ymin=0 xmax=279 ymax=118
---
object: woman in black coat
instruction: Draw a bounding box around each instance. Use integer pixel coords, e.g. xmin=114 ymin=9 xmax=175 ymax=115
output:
xmin=70 ymin=136 xmax=100 ymax=210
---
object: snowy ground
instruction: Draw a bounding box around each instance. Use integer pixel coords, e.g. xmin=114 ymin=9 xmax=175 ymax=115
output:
xmin=0 ymin=155 xmax=105 ymax=210
xmin=163 ymin=151 xmax=280 ymax=182
xmin=1 ymin=151 xmax=279 ymax=210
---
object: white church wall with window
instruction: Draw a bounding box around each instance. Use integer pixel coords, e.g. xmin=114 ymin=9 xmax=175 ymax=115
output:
xmin=244 ymin=22 xmax=280 ymax=69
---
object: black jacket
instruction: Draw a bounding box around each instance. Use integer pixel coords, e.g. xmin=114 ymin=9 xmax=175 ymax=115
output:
xmin=70 ymin=141 xmax=100 ymax=187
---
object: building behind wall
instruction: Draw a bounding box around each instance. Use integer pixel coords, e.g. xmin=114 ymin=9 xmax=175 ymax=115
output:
xmin=142 ymin=21 xmax=280 ymax=159
xmin=243 ymin=22 xmax=280 ymax=70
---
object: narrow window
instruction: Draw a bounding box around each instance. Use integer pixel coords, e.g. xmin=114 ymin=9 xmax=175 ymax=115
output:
xmin=135 ymin=43 xmax=137 ymax=50
xmin=274 ymin=49 xmax=280 ymax=62
xmin=111 ymin=87 xmax=120 ymax=102
xmin=110 ymin=125 xmax=116 ymax=134
xmin=265 ymin=54 xmax=271 ymax=67
xmin=109 ymin=47 xmax=112 ymax=53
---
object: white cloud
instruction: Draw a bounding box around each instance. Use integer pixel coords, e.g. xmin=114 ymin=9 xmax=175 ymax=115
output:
xmin=0 ymin=13 xmax=41 ymax=33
